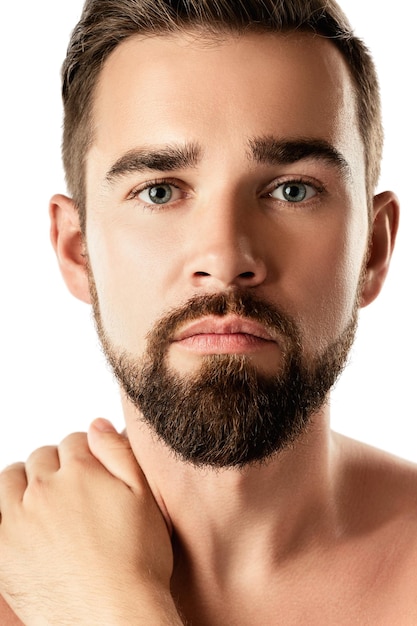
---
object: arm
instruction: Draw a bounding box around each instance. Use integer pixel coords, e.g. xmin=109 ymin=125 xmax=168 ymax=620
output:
xmin=0 ymin=420 xmax=183 ymax=626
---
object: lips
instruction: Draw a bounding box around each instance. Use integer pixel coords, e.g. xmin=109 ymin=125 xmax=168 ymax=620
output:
xmin=172 ymin=315 xmax=277 ymax=343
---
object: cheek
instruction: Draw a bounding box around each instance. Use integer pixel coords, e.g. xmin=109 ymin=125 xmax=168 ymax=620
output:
xmin=86 ymin=220 xmax=178 ymax=352
xmin=287 ymin=211 xmax=368 ymax=353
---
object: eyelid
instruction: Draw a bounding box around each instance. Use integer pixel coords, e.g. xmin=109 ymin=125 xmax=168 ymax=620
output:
xmin=263 ymin=176 xmax=326 ymax=203
xmin=127 ymin=177 xmax=184 ymax=201
xmin=126 ymin=174 xmax=325 ymax=207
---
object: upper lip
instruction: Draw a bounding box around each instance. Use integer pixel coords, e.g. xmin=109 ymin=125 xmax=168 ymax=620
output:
xmin=172 ymin=315 xmax=277 ymax=342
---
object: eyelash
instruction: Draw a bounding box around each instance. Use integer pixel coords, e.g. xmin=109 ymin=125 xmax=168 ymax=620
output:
xmin=265 ymin=177 xmax=325 ymax=204
xmin=127 ymin=176 xmax=325 ymax=208
xmin=128 ymin=177 xmax=182 ymax=201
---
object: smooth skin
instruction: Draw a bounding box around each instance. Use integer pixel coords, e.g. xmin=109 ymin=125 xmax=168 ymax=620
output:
xmin=1 ymin=31 xmax=414 ymax=625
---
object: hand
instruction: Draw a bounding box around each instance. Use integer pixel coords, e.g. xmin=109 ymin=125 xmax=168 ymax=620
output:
xmin=0 ymin=420 xmax=182 ymax=625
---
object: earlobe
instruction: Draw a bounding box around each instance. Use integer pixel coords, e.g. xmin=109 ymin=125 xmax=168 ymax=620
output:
xmin=360 ymin=190 xmax=400 ymax=308
xmin=49 ymin=194 xmax=91 ymax=304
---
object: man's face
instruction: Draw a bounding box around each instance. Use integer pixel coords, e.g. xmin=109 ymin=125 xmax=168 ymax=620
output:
xmin=83 ymin=31 xmax=369 ymax=466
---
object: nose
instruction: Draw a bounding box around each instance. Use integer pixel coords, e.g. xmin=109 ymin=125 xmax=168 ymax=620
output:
xmin=183 ymin=197 xmax=268 ymax=290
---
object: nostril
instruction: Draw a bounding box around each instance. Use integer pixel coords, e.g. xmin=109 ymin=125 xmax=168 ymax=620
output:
xmin=239 ymin=271 xmax=255 ymax=278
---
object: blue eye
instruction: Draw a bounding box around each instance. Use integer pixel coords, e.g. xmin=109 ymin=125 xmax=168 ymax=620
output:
xmin=270 ymin=182 xmax=316 ymax=203
xmin=138 ymin=183 xmax=174 ymax=205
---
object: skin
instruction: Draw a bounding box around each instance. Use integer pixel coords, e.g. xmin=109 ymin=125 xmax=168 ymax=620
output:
xmin=0 ymin=31 xmax=413 ymax=625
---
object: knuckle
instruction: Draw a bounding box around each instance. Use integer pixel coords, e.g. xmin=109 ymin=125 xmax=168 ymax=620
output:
xmin=59 ymin=432 xmax=93 ymax=465
xmin=0 ymin=462 xmax=25 ymax=487
xmin=59 ymin=431 xmax=88 ymax=448
xmin=26 ymin=445 xmax=57 ymax=464
xmin=60 ymin=431 xmax=89 ymax=454
xmin=1 ymin=461 xmax=25 ymax=473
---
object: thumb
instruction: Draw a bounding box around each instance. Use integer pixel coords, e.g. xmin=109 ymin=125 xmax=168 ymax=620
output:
xmin=87 ymin=418 xmax=146 ymax=492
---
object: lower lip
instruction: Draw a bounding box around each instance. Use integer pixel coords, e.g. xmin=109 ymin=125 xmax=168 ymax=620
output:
xmin=173 ymin=333 xmax=275 ymax=355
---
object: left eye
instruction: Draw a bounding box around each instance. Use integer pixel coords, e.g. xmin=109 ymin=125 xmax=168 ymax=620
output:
xmin=137 ymin=183 xmax=180 ymax=205
xmin=269 ymin=182 xmax=317 ymax=203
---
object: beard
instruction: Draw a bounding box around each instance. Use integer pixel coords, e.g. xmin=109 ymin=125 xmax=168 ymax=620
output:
xmin=89 ymin=278 xmax=358 ymax=469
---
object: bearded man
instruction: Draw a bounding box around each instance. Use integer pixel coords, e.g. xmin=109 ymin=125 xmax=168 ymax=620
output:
xmin=1 ymin=1 xmax=414 ymax=624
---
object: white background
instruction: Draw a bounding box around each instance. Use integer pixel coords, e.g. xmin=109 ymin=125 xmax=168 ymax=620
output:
xmin=0 ymin=1 xmax=415 ymax=466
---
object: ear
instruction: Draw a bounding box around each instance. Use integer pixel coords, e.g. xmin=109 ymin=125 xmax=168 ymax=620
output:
xmin=360 ymin=190 xmax=399 ymax=308
xmin=49 ymin=194 xmax=91 ymax=304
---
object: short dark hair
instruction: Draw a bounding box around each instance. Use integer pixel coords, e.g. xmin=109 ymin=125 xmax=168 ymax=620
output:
xmin=62 ymin=0 xmax=382 ymax=231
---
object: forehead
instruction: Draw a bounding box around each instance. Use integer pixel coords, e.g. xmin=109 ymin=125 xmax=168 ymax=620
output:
xmin=88 ymin=30 xmax=363 ymax=183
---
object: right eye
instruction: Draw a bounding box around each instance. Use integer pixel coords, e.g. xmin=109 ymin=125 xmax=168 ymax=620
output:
xmin=136 ymin=183 xmax=182 ymax=205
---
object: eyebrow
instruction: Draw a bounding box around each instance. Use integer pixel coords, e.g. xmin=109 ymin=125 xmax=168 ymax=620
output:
xmin=104 ymin=135 xmax=351 ymax=186
xmin=105 ymin=142 xmax=202 ymax=184
xmin=248 ymin=136 xmax=351 ymax=178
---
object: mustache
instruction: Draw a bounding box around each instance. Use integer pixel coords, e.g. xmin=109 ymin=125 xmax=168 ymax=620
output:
xmin=146 ymin=290 xmax=302 ymax=353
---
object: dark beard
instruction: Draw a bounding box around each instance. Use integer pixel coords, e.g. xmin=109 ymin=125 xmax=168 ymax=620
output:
xmin=92 ymin=289 xmax=357 ymax=468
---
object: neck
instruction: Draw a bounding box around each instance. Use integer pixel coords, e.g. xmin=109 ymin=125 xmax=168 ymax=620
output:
xmin=123 ymin=397 xmax=342 ymax=583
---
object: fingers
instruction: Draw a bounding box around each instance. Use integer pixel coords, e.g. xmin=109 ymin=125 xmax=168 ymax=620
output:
xmin=57 ymin=431 xmax=92 ymax=462
xmin=87 ymin=418 xmax=146 ymax=493
xmin=1 ymin=446 xmax=61 ymax=520
xmin=0 ymin=463 xmax=27 ymax=517
xmin=0 ymin=446 xmax=60 ymax=521
xmin=25 ymin=445 xmax=60 ymax=482
xmin=0 ymin=424 xmax=147 ymax=525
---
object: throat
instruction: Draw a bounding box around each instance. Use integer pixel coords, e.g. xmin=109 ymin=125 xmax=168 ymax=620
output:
xmin=123 ymin=396 xmax=337 ymax=583
xmin=164 ymin=429 xmax=336 ymax=584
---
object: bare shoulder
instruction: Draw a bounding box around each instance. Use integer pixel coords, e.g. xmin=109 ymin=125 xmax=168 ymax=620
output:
xmin=334 ymin=431 xmax=417 ymax=548
xmin=330 ymin=433 xmax=417 ymax=613
xmin=0 ymin=595 xmax=23 ymax=626
xmin=335 ymin=432 xmax=417 ymax=509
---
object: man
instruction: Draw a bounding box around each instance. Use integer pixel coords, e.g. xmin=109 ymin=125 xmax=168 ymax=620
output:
xmin=0 ymin=0 xmax=414 ymax=623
